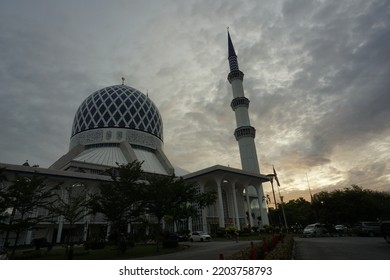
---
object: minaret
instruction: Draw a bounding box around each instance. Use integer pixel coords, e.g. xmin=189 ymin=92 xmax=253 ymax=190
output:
xmin=227 ymin=30 xmax=269 ymax=227
xmin=227 ymin=31 xmax=260 ymax=174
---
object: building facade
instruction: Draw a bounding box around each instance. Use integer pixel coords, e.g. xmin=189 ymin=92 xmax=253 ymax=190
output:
xmin=0 ymin=32 xmax=270 ymax=246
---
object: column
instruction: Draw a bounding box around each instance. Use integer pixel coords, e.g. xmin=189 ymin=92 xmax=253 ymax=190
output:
xmin=25 ymin=230 xmax=33 ymax=245
xmin=83 ymin=221 xmax=89 ymax=242
xmin=245 ymin=186 xmax=254 ymax=227
xmin=199 ymin=183 xmax=208 ymax=232
xmin=106 ymin=223 xmax=111 ymax=241
xmin=56 ymin=216 xmax=64 ymax=243
xmin=256 ymin=183 xmax=270 ymax=227
xmin=217 ymin=180 xmax=225 ymax=228
xmin=188 ymin=217 xmax=193 ymax=232
xmin=231 ymin=183 xmax=240 ymax=229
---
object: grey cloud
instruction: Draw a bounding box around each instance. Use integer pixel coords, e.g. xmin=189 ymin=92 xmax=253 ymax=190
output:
xmin=0 ymin=0 xmax=388 ymax=199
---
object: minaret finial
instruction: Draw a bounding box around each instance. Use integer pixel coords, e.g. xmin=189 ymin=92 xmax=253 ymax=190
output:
xmin=121 ymin=77 xmax=125 ymax=85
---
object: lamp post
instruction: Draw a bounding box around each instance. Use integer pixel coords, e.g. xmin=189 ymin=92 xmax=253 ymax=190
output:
xmin=279 ymin=195 xmax=288 ymax=231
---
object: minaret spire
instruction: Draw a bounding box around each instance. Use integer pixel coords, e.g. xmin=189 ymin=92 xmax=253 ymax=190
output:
xmin=227 ymin=29 xmax=237 ymax=59
xmin=227 ymin=29 xmax=239 ymax=72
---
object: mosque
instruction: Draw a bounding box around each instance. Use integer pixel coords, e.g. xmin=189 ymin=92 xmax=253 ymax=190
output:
xmin=0 ymin=32 xmax=270 ymax=245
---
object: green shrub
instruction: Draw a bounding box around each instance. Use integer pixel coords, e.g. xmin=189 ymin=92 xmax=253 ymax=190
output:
xmin=261 ymin=224 xmax=273 ymax=233
xmin=216 ymin=227 xmax=227 ymax=237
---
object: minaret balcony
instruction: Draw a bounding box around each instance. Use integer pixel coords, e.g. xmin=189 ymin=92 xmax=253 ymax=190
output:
xmin=231 ymin=97 xmax=250 ymax=110
xmin=234 ymin=126 xmax=256 ymax=140
xmin=228 ymin=70 xmax=244 ymax=83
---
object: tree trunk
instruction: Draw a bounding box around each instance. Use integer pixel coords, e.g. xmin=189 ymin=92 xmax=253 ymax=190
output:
xmin=11 ymin=229 xmax=21 ymax=256
xmin=156 ymin=217 xmax=162 ymax=252
xmin=3 ymin=207 xmax=16 ymax=247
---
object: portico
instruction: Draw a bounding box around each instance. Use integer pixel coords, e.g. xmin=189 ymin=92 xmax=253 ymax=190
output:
xmin=183 ymin=165 xmax=269 ymax=233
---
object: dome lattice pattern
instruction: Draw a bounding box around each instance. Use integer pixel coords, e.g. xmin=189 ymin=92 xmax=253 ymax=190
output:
xmin=71 ymin=85 xmax=163 ymax=139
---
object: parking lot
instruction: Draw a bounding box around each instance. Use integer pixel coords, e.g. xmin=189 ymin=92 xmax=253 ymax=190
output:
xmin=136 ymin=240 xmax=257 ymax=260
xmin=294 ymin=236 xmax=390 ymax=260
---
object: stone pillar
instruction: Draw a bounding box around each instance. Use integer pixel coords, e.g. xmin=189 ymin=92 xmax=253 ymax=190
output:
xmin=106 ymin=223 xmax=111 ymax=241
xmin=232 ymin=183 xmax=240 ymax=229
xmin=83 ymin=222 xmax=89 ymax=242
xmin=256 ymin=183 xmax=269 ymax=227
xmin=245 ymin=186 xmax=254 ymax=227
xmin=56 ymin=216 xmax=64 ymax=243
xmin=188 ymin=217 xmax=193 ymax=232
xmin=25 ymin=230 xmax=33 ymax=245
xmin=199 ymin=183 xmax=208 ymax=232
xmin=217 ymin=180 xmax=225 ymax=228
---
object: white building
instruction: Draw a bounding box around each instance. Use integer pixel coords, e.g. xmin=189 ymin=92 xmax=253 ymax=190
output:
xmin=0 ymin=32 xmax=270 ymax=246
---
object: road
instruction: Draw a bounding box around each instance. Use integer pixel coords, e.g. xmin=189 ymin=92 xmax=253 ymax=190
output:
xmin=294 ymin=236 xmax=390 ymax=260
xmin=136 ymin=240 xmax=258 ymax=260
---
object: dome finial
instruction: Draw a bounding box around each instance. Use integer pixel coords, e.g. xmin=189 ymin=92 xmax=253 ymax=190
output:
xmin=121 ymin=77 xmax=125 ymax=85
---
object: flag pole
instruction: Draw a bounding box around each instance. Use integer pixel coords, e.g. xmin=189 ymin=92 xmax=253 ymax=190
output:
xmin=273 ymin=166 xmax=288 ymax=231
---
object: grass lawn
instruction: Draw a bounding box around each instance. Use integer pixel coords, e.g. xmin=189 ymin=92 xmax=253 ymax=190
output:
xmin=11 ymin=244 xmax=187 ymax=260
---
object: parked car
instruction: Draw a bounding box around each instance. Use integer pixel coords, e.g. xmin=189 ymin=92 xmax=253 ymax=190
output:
xmin=380 ymin=221 xmax=390 ymax=244
xmin=303 ymin=223 xmax=327 ymax=236
xmin=166 ymin=232 xmax=188 ymax=242
xmin=0 ymin=247 xmax=8 ymax=260
xmin=189 ymin=231 xmax=212 ymax=242
xmin=354 ymin=221 xmax=381 ymax=237
xmin=335 ymin=224 xmax=348 ymax=232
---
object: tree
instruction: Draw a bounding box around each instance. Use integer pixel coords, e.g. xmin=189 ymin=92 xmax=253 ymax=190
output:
xmin=47 ymin=183 xmax=94 ymax=259
xmin=90 ymin=161 xmax=145 ymax=253
xmin=143 ymin=173 xmax=216 ymax=251
xmin=283 ymin=197 xmax=313 ymax=227
xmin=312 ymin=185 xmax=390 ymax=225
xmin=0 ymin=169 xmax=8 ymax=221
xmin=168 ymin=189 xmax=217 ymax=232
xmin=0 ymin=174 xmax=58 ymax=255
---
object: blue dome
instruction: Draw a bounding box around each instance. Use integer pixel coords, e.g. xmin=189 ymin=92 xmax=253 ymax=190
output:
xmin=71 ymin=85 xmax=163 ymax=140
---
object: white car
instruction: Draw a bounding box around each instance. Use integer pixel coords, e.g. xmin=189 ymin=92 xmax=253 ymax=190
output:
xmin=189 ymin=231 xmax=212 ymax=242
xmin=303 ymin=223 xmax=326 ymax=236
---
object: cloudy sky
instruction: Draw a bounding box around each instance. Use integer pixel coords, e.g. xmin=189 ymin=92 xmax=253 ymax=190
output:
xmin=0 ymin=0 xmax=389 ymax=201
